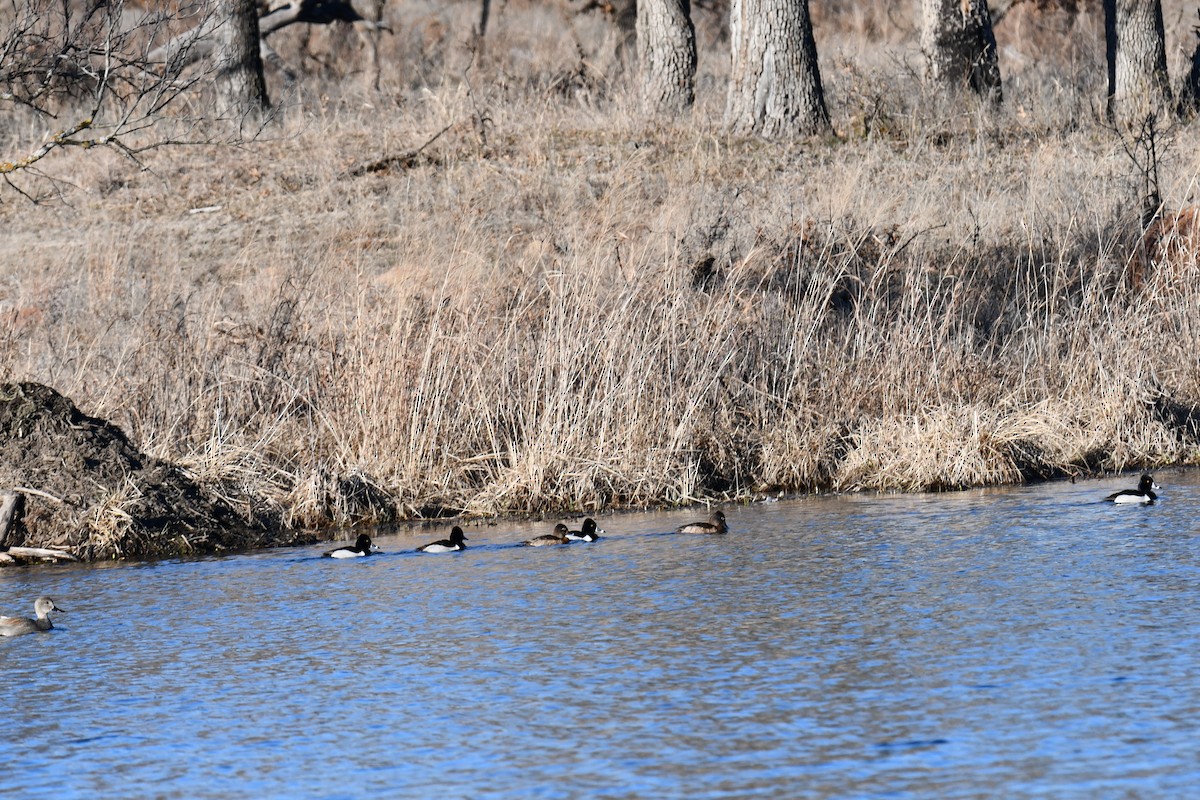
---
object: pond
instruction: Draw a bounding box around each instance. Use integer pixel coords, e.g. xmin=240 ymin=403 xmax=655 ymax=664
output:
xmin=4 ymin=470 xmax=1200 ymax=798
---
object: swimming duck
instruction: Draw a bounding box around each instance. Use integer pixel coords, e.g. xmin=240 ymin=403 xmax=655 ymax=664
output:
xmin=676 ymin=510 xmax=728 ymax=534
xmin=417 ymin=526 xmax=468 ymax=553
xmin=0 ymin=597 xmax=64 ymax=636
xmin=523 ymin=524 xmax=571 ymax=547
xmin=323 ymin=533 xmax=380 ymax=558
xmin=565 ymin=517 xmax=602 ymax=542
xmin=1105 ymin=474 xmax=1160 ymax=504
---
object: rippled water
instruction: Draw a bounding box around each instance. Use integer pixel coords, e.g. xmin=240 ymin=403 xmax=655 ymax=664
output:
xmin=5 ymin=470 xmax=1200 ymax=798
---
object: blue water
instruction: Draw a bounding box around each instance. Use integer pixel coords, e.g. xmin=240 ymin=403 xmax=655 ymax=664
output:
xmin=4 ymin=470 xmax=1200 ymax=798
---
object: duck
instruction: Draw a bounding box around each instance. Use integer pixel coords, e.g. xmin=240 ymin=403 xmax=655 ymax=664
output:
xmin=1105 ymin=473 xmax=1160 ymax=504
xmin=323 ymin=533 xmax=380 ymax=558
xmin=0 ymin=596 xmax=64 ymax=636
xmin=565 ymin=517 xmax=602 ymax=542
xmin=523 ymin=524 xmax=571 ymax=547
xmin=417 ymin=526 xmax=468 ymax=553
xmin=676 ymin=510 xmax=728 ymax=534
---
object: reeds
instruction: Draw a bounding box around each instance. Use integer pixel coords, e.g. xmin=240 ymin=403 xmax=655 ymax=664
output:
xmin=3 ymin=2 xmax=1200 ymax=531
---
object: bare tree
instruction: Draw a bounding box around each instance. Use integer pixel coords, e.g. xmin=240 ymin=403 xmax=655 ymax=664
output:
xmin=362 ymin=0 xmax=389 ymax=90
xmin=213 ymin=0 xmax=270 ymax=118
xmin=921 ymin=0 xmax=1002 ymax=102
xmin=1105 ymin=0 xmax=1171 ymax=126
xmin=0 ymin=0 xmax=220 ymax=195
xmin=725 ymin=0 xmax=830 ymax=138
xmin=0 ymin=0 xmax=388 ymax=195
xmin=637 ymin=0 xmax=696 ymax=114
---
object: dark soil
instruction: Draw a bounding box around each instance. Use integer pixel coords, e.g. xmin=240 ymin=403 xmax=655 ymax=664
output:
xmin=0 ymin=382 xmax=312 ymax=561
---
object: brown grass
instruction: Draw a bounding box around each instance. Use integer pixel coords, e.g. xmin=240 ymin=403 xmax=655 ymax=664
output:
xmin=3 ymin=0 xmax=1200 ymax=531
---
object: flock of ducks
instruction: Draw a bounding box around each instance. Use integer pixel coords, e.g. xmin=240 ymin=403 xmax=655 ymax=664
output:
xmin=322 ymin=509 xmax=728 ymax=558
xmin=0 ymin=474 xmax=1162 ymax=637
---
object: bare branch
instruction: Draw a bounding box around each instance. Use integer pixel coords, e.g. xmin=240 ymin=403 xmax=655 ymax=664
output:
xmin=1 ymin=0 xmax=268 ymax=191
xmin=0 ymin=116 xmax=95 ymax=174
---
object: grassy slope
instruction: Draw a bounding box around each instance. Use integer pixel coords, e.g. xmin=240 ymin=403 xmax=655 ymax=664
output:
xmin=2 ymin=0 xmax=1200 ymax=531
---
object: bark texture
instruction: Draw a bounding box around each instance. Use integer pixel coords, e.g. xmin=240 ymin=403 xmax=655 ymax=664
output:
xmin=214 ymin=0 xmax=270 ymax=118
xmin=725 ymin=0 xmax=830 ymax=138
xmin=921 ymin=0 xmax=1003 ymax=101
xmin=1105 ymin=0 xmax=1171 ymax=125
xmin=637 ymin=0 xmax=697 ymax=113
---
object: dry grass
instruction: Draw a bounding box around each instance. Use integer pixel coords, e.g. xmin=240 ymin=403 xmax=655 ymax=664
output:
xmin=3 ymin=0 xmax=1200 ymax=530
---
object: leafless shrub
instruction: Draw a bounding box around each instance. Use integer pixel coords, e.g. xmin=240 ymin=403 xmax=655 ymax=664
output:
xmin=0 ymin=0 xmax=238 ymax=195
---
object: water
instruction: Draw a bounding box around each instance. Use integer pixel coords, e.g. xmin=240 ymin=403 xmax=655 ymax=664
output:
xmin=4 ymin=470 xmax=1200 ymax=799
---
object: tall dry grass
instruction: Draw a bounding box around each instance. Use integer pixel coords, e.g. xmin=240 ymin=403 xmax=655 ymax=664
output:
xmin=3 ymin=0 xmax=1200 ymax=529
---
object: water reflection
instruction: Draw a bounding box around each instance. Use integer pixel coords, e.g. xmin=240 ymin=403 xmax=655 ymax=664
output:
xmin=5 ymin=471 xmax=1200 ymax=797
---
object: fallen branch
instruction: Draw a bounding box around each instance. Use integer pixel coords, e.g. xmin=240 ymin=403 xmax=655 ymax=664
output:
xmin=1 ymin=546 xmax=79 ymax=563
xmin=0 ymin=492 xmax=24 ymax=547
xmin=13 ymin=486 xmax=64 ymax=503
xmin=0 ymin=491 xmax=77 ymax=563
xmin=345 ymin=121 xmax=455 ymax=177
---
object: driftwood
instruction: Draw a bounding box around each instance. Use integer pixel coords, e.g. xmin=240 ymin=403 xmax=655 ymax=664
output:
xmin=0 ymin=491 xmax=78 ymax=564
xmin=0 ymin=546 xmax=80 ymax=564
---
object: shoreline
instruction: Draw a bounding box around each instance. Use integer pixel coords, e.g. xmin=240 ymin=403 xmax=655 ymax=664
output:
xmin=3 ymin=462 xmax=1186 ymax=567
xmin=3 ymin=5 xmax=1200 ymax=561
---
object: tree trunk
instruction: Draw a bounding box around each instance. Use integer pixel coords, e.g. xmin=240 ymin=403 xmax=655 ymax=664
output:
xmin=472 ymin=0 xmax=491 ymax=65
xmin=364 ymin=0 xmax=388 ymax=91
xmin=213 ymin=0 xmax=270 ymax=119
xmin=637 ymin=0 xmax=697 ymax=113
xmin=1105 ymin=0 xmax=1171 ymax=125
xmin=921 ymin=0 xmax=1002 ymax=102
xmin=1183 ymin=11 xmax=1200 ymax=114
xmin=725 ymin=0 xmax=830 ymax=138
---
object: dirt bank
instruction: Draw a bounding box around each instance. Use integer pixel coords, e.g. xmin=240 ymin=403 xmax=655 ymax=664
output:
xmin=0 ymin=382 xmax=312 ymax=562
